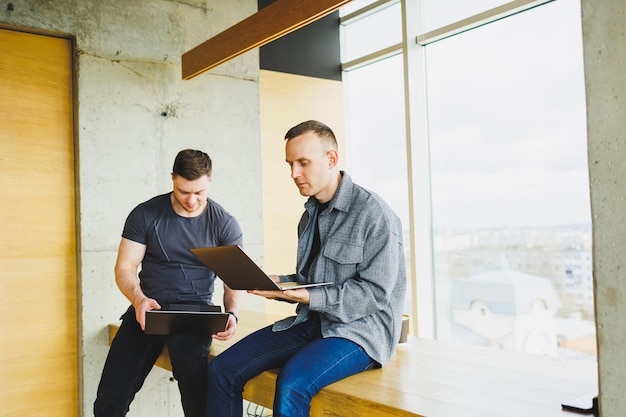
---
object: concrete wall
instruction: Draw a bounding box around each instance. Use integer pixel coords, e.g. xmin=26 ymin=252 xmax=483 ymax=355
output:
xmin=581 ymin=1 xmax=626 ymax=416
xmin=1 ymin=1 xmax=262 ymax=416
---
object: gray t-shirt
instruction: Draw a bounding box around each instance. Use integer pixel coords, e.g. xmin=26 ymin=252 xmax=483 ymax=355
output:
xmin=122 ymin=193 xmax=243 ymax=305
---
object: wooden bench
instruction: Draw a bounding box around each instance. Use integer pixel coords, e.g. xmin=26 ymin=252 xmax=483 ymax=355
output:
xmin=109 ymin=310 xmax=597 ymax=417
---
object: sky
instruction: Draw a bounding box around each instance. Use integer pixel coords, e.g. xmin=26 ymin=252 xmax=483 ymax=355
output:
xmin=342 ymin=0 xmax=591 ymax=230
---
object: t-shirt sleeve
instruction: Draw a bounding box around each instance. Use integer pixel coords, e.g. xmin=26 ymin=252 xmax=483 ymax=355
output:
xmin=218 ymin=214 xmax=243 ymax=247
xmin=121 ymin=204 xmax=149 ymax=245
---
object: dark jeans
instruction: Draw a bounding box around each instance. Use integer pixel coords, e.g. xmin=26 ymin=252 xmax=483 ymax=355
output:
xmin=94 ymin=307 xmax=211 ymax=417
xmin=206 ymin=315 xmax=377 ymax=417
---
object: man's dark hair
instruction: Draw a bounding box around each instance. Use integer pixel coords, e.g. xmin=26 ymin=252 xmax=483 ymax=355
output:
xmin=172 ymin=149 xmax=212 ymax=180
xmin=284 ymin=120 xmax=338 ymax=151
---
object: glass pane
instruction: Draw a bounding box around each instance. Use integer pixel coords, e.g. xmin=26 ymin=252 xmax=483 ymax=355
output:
xmin=425 ymin=0 xmax=594 ymax=358
xmin=341 ymin=2 xmax=402 ymax=62
xmin=421 ymin=0 xmax=510 ymax=33
xmin=343 ymin=54 xmax=411 ymax=313
xmin=340 ymin=0 xmax=380 ymax=16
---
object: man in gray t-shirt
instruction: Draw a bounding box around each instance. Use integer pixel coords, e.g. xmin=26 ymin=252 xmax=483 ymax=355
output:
xmin=94 ymin=149 xmax=244 ymax=417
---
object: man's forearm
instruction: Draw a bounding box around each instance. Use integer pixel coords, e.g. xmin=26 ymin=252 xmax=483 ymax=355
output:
xmin=115 ymin=269 xmax=145 ymax=307
xmin=223 ymin=287 xmax=245 ymax=315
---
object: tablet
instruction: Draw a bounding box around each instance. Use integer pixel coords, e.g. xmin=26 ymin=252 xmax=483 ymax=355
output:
xmin=144 ymin=310 xmax=229 ymax=335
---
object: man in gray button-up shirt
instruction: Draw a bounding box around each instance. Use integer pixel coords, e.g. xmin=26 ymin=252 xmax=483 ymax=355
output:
xmin=207 ymin=120 xmax=407 ymax=417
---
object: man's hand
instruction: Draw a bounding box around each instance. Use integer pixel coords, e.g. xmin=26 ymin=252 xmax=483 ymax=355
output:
xmin=248 ymin=288 xmax=310 ymax=304
xmin=133 ymin=296 xmax=161 ymax=331
xmin=212 ymin=314 xmax=238 ymax=341
xmin=248 ymin=274 xmax=311 ymax=304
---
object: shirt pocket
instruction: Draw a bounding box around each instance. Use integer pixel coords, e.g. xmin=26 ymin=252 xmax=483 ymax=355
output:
xmin=322 ymin=239 xmax=364 ymax=278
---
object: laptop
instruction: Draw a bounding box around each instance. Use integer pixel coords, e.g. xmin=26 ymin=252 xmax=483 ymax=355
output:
xmin=190 ymin=245 xmax=332 ymax=291
xmin=144 ymin=305 xmax=229 ymax=335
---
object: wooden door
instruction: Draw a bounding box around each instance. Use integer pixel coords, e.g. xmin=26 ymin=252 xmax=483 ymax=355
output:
xmin=0 ymin=28 xmax=77 ymax=416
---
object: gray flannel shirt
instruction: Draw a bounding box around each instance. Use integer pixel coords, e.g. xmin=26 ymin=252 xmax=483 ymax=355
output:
xmin=274 ymin=172 xmax=407 ymax=365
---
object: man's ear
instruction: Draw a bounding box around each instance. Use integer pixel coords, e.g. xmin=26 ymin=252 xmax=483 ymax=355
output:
xmin=327 ymin=149 xmax=339 ymax=169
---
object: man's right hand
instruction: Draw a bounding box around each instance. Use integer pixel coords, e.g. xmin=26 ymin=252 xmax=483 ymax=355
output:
xmin=133 ymin=296 xmax=161 ymax=330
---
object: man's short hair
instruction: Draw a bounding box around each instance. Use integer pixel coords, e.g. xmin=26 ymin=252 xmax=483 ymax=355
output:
xmin=172 ymin=149 xmax=212 ymax=180
xmin=284 ymin=120 xmax=338 ymax=151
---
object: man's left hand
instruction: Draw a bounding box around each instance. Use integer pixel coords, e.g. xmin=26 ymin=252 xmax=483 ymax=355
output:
xmin=248 ymin=288 xmax=310 ymax=304
xmin=212 ymin=314 xmax=238 ymax=341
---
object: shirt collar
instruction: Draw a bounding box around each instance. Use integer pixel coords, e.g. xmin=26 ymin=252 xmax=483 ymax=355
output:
xmin=304 ymin=171 xmax=352 ymax=214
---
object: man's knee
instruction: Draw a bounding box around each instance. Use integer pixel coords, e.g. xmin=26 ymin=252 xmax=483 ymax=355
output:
xmin=94 ymin=393 xmax=130 ymax=417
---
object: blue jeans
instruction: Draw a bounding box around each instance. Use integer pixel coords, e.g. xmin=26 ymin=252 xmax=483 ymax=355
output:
xmin=206 ymin=315 xmax=377 ymax=417
xmin=94 ymin=307 xmax=211 ymax=417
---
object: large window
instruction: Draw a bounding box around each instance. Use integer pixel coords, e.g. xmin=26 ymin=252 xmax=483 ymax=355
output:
xmin=340 ymin=0 xmax=594 ymax=358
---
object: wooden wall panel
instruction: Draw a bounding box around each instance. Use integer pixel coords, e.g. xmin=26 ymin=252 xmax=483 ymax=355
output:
xmin=0 ymin=28 xmax=77 ymax=417
xmin=260 ymin=69 xmax=344 ymax=316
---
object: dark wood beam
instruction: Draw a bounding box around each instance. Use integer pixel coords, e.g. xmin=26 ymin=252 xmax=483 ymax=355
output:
xmin=181 ymin=0 xmax=352 ymax=80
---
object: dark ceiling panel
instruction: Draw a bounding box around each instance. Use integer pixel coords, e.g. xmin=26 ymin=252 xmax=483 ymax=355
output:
xmin=258 ymin=0 xmax=342 ymax=81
